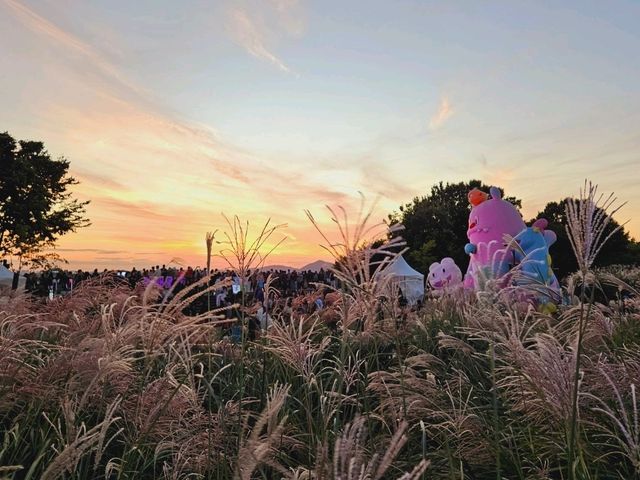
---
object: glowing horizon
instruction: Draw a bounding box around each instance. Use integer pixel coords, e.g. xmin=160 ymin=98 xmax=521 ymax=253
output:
xmin=2 ymin=0 xmax=639 ymax=271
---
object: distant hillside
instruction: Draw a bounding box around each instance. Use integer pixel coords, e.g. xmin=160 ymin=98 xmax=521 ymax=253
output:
xmin=258 ymin=264 xmax=297 ymax=272
xmin=300 ymin=260 xmax=333 ymax=272
xmin=258 ymin=260 xmax=333 ymax=272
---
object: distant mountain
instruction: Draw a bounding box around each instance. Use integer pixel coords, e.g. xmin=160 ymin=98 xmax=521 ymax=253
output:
xmin=259 ymin=264 xmax=298 ymax=272
xmin=300 ymin=260 xmax=333 ymax=272
xmin=258 ymin=260 xmax=333 ymax=272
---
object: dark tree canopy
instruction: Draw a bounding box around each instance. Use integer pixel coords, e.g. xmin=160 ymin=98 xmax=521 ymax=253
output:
xmin=389 ymin=180 xmax=522 ymax=273
xmin=533 ymin=200 xmax=639 ymax=279
xmin=0 ymin=131 xmax=90 ymax=268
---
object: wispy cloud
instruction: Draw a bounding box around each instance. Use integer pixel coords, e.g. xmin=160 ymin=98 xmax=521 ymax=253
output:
xmin=429 ymin=96 xmax=454 ymax=130
xmin=2 ymin=0 xmax=257 ymax=191
xmin=3 ymin=0 xmax=90 ymax=54
xmin=56 ymin=248 xmax=126 ymax=255
xmin=226 ymin=0 xmax=305 ymax=74
xmin=98 ymin=197 xmax=177 ymax=222
xmin=75 ymin=171 xmax=129 ymax=192
xmin=269 ymin=0 xmax=305 ymax=36
xmin=2 ymin=0 xmax=144 ymax=96
xmin=228 ymin=8 xmax=293 ymax=73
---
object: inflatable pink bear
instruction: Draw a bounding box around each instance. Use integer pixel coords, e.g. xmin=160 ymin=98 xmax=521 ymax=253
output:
xmin=464 ymin=186 xmax=525 ymax=288
xmin=428 ymin=257 xmax=463 ymax=291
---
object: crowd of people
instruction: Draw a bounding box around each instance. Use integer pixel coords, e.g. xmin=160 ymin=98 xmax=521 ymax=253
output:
xmin=19 ymin=264 xmax=335 ymax=298
xmin=4 ymin=262 xmax=420 ymax=339
xmin=13 ymin=264 xmax=341 ymax=337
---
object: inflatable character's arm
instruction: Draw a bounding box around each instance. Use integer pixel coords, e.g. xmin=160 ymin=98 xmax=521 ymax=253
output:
xmin=543 ymin=230 xmax=557 ymax=247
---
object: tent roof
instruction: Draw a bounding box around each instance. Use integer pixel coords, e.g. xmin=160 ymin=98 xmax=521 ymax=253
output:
xmin=382 ymin=255 xmax=424 ymax=280
xmin=0 ymin=265 xmax=13 ymax=280
xmin=0 ymin=265 xmax=26 ymax=290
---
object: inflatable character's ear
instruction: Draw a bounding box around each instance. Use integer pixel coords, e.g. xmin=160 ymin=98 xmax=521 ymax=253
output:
xmin=532 ymin=218 xmax=548 ymax=232
xmin=489 ymin=186 xmax=502 ymax=200
xmin=468 ymin=188 xmax=488 ymax=206
xmin=428 ymin=262 xmax=441 ymax=272
xmin=543 ymin=230 xmax=557 ymax=247
xmin=441 ymin=257 xmax=456 ymax=266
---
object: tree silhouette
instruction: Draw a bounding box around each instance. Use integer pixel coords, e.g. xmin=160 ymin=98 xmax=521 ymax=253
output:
xmin=0 ymin=131 xmax=90 ymax=278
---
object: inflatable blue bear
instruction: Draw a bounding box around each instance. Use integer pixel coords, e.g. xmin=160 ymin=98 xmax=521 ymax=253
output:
xmin=512 ymin=218 xmax=561 ymax=304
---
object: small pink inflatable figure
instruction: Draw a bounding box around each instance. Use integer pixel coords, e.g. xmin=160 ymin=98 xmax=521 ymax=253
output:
xmin=464 ymin=187 xmax=525 ymax=288
xmin=428 ymin=258 xmax=463 ymax=293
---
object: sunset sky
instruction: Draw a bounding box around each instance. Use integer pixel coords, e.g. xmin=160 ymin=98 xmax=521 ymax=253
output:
xmin=1 ymin=0 xmax=639 ymax=270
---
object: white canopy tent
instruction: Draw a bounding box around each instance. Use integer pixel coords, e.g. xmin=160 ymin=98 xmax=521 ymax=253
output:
xmin=379 ymin=255 xmax=425 ymax=305
xmin=0 ymin=265 xmax=25 ymax=291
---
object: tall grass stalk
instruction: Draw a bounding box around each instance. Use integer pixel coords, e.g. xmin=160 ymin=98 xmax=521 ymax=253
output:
xmin=216 ymin=215 xmax=286 ymax=453
xmin=205 ymin=230 xmax=217 ymax=312
xmin=305 ymin=194 xmax=406 ymax=334
xmin=565 ymin=180 xmax=626 ymax=479
xmin=490 ymin=341 xmax=501 ymax=479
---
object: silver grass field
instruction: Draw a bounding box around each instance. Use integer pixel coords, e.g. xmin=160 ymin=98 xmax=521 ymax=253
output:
xmin=1 ymin=185 xmax=640 ymax=480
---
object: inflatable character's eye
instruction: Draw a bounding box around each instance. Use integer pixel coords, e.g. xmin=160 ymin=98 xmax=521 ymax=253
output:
xmin=442 ymin=268 xmax=445 ymax=273
xmin=469 ymin=217 xmax=478 ymax=229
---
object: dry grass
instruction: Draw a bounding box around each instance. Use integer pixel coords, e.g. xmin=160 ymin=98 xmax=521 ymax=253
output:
xmin=2 ymin=187 xmax=640 ymax=479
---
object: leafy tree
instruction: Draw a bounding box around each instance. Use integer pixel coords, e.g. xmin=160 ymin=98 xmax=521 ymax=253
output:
xmin=0 ymin=132 xmax=89 ymax=280
xmin=533 ymin=200 xmax=639 ymax=279
xmin=389 ymin=180 xmax=521 ymax=273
